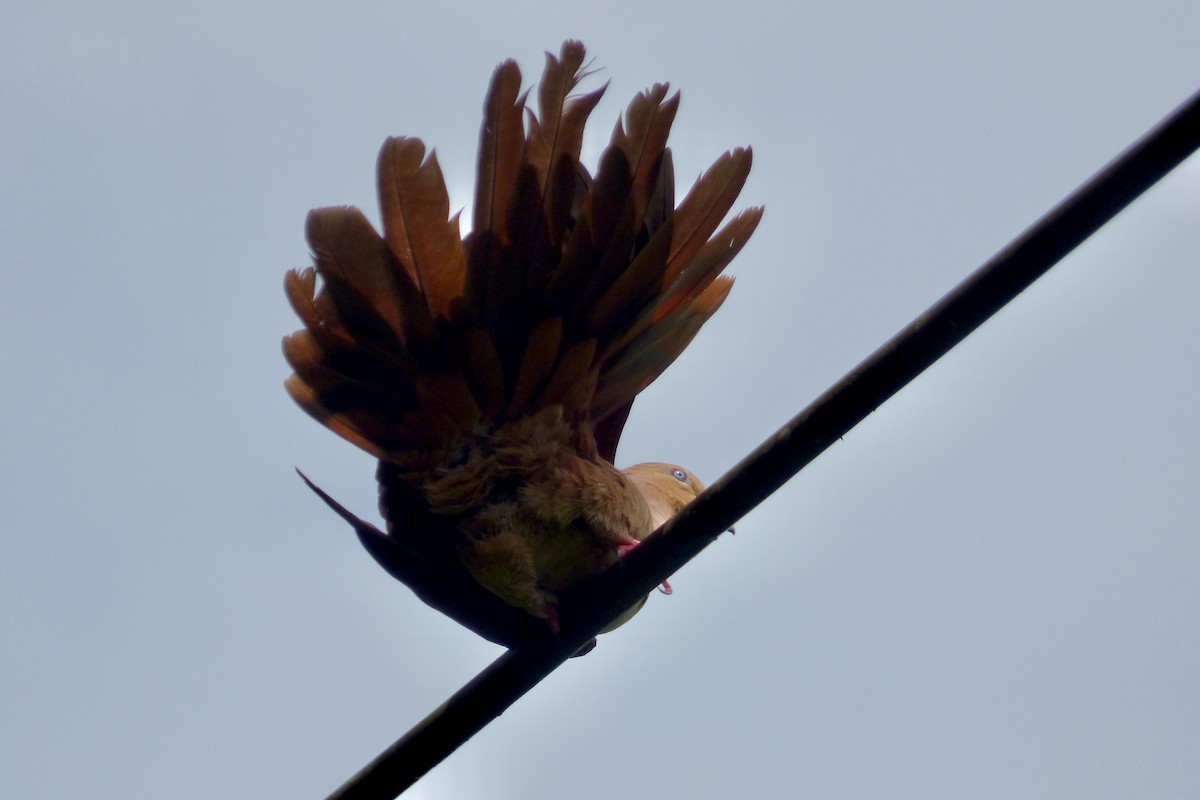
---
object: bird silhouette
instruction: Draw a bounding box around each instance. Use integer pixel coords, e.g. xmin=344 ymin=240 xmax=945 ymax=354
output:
xmin=284 ymin=41 xmax=759 ymax=652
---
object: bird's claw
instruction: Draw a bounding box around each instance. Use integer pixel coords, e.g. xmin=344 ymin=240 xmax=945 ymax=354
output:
xmin=616 ymin=540 xmax=673 ymax=596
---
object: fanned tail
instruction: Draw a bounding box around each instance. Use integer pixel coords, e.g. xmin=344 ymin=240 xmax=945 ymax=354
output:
xmin=284 ymin=39 xmax=757 ymax=503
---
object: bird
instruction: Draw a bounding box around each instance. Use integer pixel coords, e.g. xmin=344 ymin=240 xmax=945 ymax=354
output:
xmin=283 ymin=40 xmax=760 ymax=652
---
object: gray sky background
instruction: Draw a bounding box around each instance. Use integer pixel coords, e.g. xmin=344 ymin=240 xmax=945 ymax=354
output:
xmin=2 ymin=2 xmax=1198 ymax=798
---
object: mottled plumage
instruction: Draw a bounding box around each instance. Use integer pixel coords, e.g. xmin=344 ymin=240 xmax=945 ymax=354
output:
xmin=284 ymin=41 xmax=759 ymax=650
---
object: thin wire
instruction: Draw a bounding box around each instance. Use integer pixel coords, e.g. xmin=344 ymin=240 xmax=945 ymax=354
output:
xmin=325 ymin=89 xmax=1200 ymax=800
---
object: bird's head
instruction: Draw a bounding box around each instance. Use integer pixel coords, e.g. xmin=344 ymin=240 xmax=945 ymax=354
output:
xmin=623 ymin=461 xmax=706 ymax=534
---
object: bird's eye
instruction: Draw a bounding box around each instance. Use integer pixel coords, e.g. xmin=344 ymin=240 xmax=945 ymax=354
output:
xmin=671 ymin=468 xmax=688 ymax=482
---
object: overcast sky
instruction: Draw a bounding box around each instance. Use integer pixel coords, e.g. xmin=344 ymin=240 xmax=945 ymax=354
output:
xmin=2 ymin=2 xmax=1198 ymax=798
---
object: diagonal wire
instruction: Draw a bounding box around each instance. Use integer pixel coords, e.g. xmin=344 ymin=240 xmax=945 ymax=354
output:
xmin=325 ymin=88 xmax=1200 ymax=800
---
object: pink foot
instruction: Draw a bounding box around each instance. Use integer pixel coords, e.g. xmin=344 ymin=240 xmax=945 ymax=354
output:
xmin=616 ymin=540 xmax=673 ymax=596
xmin=545 ymin=605 xmax=561 ymax=635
